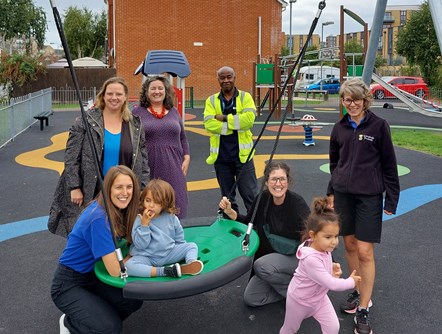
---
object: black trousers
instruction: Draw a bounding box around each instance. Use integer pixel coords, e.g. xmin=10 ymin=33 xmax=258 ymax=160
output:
xmin=51 ymin=264 xmax=143 ymax=334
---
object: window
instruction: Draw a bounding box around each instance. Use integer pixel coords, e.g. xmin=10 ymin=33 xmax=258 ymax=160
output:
xmin=400 ymin=11 xmax=407 ymax=26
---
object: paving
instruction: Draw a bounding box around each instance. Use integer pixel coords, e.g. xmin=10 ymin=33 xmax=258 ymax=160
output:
xmin=1 ymin=102 xmax=441 ymax=333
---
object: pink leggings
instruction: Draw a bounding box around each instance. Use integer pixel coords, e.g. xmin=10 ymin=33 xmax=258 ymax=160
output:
xmin=280 ymin=294 xmax=339 ymax=334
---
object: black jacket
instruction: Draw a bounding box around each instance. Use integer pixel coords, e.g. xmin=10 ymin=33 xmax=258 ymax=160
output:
xmin=327 ymin=109 xmax=400 ymax=214
xmin=237 ymin=190 xmax=310 ymax=260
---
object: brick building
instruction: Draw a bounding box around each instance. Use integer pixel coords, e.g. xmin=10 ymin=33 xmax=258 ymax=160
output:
xmin=106 ymin=0 xmax=287 ymax=101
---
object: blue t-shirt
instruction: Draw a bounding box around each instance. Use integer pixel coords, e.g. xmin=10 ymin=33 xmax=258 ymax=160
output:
xmin=59 ymin=202 xmax=115 ymax=273
xmin=103 ymin=129 xmax=121 ymax=176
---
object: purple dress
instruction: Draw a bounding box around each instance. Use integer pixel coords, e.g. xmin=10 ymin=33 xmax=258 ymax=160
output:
xmin=132 ymin=106 xmax=190 ymax=218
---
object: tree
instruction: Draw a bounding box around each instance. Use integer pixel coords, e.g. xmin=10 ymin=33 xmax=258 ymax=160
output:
xmin=396 ymin=1 xmax=441 ymax=86
xmin=0 ymin=52 xmax=46 ymax=91
xmin=0 ymin=0 xmax=47 ymax=53
xmin=63 ymin=7 xmax=107 ymax=60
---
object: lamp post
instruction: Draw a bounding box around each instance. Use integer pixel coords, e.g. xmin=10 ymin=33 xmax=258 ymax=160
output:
xmin=320 ymin=21 xmax=334 ymax=89
xmin=321 ymin=21 xmax=334 ymax=49
xmin=289 ymin=0 xmax=297 ymax=55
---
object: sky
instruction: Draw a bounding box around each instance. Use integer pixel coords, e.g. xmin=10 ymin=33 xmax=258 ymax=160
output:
xmin=35 ymin=0 xmax=424 ymax=47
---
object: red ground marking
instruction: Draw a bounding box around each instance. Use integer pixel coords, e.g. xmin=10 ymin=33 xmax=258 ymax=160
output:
xmin=185 ymin=113 xmax=197 ymax=120
xmin=266 ymin=125 xmax=321 ymax=133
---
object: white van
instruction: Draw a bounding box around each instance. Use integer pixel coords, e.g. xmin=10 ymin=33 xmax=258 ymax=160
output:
xmin=294 ymin=66 xmax=340 ymax=90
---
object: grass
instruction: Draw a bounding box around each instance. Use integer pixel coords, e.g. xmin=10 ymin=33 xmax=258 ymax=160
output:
xmin=51 ymin=103 xmax=442 ymax=158
xmin=391 ymin=129 xmax=442 ymax=157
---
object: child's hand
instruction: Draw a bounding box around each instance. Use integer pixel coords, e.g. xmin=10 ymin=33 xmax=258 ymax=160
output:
xmin=332 ymin=262 xmax=342 ymax=278
xmin=350 ymin=270 xmax=362 ymax=286
xmin=140 ymin=209 xmax=155 ymax=226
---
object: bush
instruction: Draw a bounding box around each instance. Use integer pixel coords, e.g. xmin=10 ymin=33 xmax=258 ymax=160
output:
xmin=0 ymin=52 xmax=46 ymax=88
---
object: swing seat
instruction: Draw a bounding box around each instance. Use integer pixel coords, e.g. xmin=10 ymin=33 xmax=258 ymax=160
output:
xmin=94 ymin=218 xmax=259 ymax=300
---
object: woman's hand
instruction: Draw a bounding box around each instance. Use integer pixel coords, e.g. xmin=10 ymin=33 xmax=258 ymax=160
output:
xmin=219 ymin=196 xmax=237 ymax=220
xmin=70 ymin=188 xmax=84 ymax=206
xmin=327 ymin=194 xmax=335 ymax=210
xmin=182 ymin=154 xmax=190 ymax=176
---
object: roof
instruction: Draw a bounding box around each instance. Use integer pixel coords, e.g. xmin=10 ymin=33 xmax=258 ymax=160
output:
xmin=71 ymin=57 xmax=108 ymax=68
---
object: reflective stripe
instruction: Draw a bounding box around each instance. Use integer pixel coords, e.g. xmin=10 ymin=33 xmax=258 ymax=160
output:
xmin=243 ymin=107 xmax=256 ymax=116
xmin=210 ymin=95 xmax=216 ymax=107
xmin=233 ymin=114 xmax=240 ymax=130
xmin=240 ymin=91 xmax=245 ymax=103
xmin=204 ymin=115 xmax=215 ymax=121
xmin=221 ymin=122 xmax=228 ymax=135
xmin=239 ymin=142 xmax=253 ymax=150
xmin=210 ymin=147 xmax=219 ymax=154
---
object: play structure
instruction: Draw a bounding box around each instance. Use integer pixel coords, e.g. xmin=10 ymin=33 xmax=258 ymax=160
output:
xmin=95 ymin=218 xmax=259 ymax=300
xmin=134 ymin=50 xmax=191 ymax=121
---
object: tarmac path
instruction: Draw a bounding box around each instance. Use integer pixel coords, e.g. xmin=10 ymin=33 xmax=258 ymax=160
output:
xmin=1 ymin=104 xmax=441 ymax=333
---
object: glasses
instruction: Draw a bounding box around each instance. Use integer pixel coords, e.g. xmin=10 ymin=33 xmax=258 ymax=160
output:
xmin=342 ymin=98 xmax=363 ymax=106
xmin=269 ymin=177 xmax=287 ymax=184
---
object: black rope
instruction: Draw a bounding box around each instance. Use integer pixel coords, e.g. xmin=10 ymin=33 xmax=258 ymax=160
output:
xmin=239 ymin=0 xmax=327 ymax=251
xmin=49 ymin=0 xmax=127 ymax=279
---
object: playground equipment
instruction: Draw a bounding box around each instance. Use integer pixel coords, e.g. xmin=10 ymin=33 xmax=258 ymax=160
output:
xmin=134 ymin=50 xmax=191 ymax=121
xmin=371 ymin=73 xmax=442 ymax=116
xmin=298 ymin=114 xmax=321 ymax=146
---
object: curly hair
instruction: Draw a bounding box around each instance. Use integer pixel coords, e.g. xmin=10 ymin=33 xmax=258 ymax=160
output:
xmin=263 ymin=161 xmax=293 ymax=189
xmin=339 ymin=77 xmax=373 ymax=110
xmin=138 ymin=76 xmax=175 ymax=109
xmin=95 ymin=77 xmax=132 ymax=122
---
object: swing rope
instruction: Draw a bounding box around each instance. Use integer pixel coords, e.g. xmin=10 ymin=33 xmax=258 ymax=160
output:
xmin=49 ymin=0 xmax=128 ymax=280
xmin=222 ymin=0 xmax=328 ymax=253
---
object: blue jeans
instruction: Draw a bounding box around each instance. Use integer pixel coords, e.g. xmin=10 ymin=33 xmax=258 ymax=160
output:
xmin=214 ymin=158 xmax=258 ymax=213
xmin=51 ymin=264 xmax=143 ymax=334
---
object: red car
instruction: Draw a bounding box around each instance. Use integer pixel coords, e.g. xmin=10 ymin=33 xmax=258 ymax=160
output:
xmin=370 ymin=76 xmax=429 ymax=100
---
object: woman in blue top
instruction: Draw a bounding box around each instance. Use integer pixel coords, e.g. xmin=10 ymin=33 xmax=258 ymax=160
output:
xmin=48 ymin=77 xmax=150 ymax=237
xmin=51 ymin=165 xmax=143 ymax=334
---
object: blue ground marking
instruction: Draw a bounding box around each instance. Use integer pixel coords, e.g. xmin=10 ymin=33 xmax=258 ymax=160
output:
xmin=383 ymin=184 xmax=442 ymax=221
xmin=1 ymin=184 xmax=441 ymax=242
xmin=0 ymin=216 xmax=49 ymax=242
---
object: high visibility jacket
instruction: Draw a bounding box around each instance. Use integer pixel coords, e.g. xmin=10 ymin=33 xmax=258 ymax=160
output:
xmin=203 ymin=90 xmax=256 ymax=165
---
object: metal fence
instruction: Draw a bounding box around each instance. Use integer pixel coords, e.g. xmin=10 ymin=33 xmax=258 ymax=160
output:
xmin=52 ymin=87 xmax=97 ymax=106
xmin=51 ymin=87 xmax=195 ymax=109
xmin=0 ymin=88 xmax=52 ymax=148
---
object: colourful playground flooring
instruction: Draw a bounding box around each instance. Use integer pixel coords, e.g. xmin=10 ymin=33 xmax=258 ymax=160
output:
xmin=1 ymin=105 xmax=442 ymax=333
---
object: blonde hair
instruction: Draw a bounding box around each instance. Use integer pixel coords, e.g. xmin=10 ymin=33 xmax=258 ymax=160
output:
xmin=95 ymin=77 xmax=132 ymax=122
xmin=340 ymin=78 xmax=373 ymax=110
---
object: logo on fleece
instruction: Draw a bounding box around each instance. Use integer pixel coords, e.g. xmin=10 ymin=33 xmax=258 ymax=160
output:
xmin=358 ymin=134 xmax=374 ymax=142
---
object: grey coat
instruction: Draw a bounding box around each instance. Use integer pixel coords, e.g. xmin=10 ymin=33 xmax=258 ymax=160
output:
xmin=47 ymin=108 xmax=150 ymax=237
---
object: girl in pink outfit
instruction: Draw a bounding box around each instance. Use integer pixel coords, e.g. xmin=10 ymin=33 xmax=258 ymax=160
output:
xmin=280 ymin=197 xmax=361 ymax=334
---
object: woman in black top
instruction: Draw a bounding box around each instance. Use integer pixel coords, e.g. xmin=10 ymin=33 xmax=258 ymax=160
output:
xmin=219 ymin=161 xmax=310 ymax=307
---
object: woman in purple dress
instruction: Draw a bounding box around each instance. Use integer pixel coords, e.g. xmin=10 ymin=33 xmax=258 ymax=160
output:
xmin=132 ymin=76 xmax=190 ymax=218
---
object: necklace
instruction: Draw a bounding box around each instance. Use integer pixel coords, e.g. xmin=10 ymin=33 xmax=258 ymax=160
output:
xmin=148 ymin=105 xmax=167 ymax=119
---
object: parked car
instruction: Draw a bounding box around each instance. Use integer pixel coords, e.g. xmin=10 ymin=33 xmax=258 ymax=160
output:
xmin=306 ymin=77 xmax=340 ymax=94
xmin=370 ymin=76 xmax=429 ymax=100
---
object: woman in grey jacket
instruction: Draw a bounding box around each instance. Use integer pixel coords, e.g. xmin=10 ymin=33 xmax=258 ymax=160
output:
xmin=48 ymin=77 xmax=150 ymax=237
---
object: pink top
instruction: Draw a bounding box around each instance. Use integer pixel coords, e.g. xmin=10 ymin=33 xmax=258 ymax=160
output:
xmin=287 ymin=239 xmax=355 ymax=307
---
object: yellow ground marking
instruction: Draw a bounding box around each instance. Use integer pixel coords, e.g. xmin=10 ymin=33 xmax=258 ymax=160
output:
xmin=14 ymin=130 xmax=330 ymax=191
xmin=15 ymin=132 xmax=68 ymax=175
xmin=313 ymin=107 xmax=337 ymax=111
xmin=188 ymin=153 xmax=328 ymax=191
